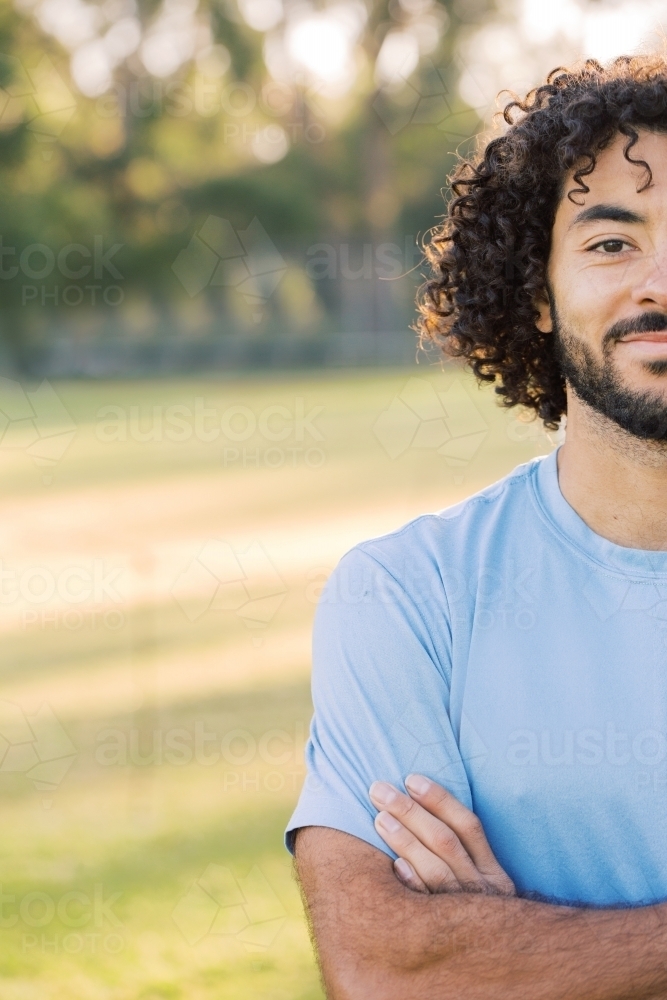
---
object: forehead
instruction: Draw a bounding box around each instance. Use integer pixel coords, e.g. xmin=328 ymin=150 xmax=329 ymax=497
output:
xmin=554 ymin=129 xmax=667 ymax=228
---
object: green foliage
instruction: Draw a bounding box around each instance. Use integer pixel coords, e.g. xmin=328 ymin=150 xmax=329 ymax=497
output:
xmin=0 ymin=0 xmax=484 ymax=356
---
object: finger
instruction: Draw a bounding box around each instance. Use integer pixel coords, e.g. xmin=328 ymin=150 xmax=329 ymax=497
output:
xmin=394 ymin=857 xmax=428 ymax=894
xmin=404 ymin=775 xmax=494 ymax=867
xmin=404 ymin=775 xmax=515 ymax=895
xmin=370 ymin=782 xmax=486 ymax=891
xmin=374 ymin=810 xmax=461 ymax=893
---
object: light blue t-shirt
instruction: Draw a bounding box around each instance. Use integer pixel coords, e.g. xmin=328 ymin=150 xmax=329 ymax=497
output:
xmin=286 ymin=450 xmax=667 ymax=907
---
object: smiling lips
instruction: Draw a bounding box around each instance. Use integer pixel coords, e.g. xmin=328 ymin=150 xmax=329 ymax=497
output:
xmin=620 ymin=331 xmax=667 ymax=341
xmin=618 ymin=331 xmax=667 ymax=355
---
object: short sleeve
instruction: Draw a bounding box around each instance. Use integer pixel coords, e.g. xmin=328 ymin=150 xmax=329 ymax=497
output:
xmin=285 ymin=544 xmax=473 ymax=856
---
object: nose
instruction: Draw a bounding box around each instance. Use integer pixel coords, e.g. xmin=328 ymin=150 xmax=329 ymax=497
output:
xmin=631 ymin=247 xmax=667 ymax=311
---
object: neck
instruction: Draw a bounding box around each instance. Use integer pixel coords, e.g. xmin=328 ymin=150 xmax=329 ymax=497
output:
xmin=557 ymin=388 xmax=667 ymax=550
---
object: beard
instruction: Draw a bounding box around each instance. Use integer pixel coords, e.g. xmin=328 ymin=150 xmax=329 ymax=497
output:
xmin=553 ymin=305 xmax=667 ymax=441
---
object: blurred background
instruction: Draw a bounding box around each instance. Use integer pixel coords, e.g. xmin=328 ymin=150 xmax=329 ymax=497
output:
xmin=0 ymin=0 xmax=662 ymax=996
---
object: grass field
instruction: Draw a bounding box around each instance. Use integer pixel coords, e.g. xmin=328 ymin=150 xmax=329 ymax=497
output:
xmin=0 ymin=366 xmax=554 ymax=999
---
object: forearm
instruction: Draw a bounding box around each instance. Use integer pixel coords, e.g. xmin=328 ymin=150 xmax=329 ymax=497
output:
xmin=396 ymin=890 xmax=667 ymax=1000
xmin=296 ymin=828 xmax=667 ymax=1000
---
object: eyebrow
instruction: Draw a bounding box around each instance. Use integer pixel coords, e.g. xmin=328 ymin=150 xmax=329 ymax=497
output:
xmin=569 ymin=203 xmax=647 ymax=229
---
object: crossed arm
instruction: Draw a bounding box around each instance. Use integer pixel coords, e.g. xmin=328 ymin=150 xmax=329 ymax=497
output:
xmin=294 ymin=776 xmax=667 ymax=1000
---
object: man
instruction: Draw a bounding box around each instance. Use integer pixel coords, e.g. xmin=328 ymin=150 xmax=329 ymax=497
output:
xmin=288 ymin=55 xmax=667 ymax=998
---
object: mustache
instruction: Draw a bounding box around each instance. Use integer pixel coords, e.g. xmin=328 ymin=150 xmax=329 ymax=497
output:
xmin=603 ymin=312 xmax=667 ymax=347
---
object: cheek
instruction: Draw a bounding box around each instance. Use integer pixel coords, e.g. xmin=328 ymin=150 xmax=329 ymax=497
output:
xmin=555 ymin=264 xmax=626 ymax=335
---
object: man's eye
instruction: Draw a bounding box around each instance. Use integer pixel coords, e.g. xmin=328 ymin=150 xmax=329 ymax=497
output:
xmin=590 ymin=239 xmax=629 ymax=254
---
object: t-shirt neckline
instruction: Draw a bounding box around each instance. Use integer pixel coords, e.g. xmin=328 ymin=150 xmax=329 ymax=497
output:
xmin=532 ymin=448 xmax=667 ymax=578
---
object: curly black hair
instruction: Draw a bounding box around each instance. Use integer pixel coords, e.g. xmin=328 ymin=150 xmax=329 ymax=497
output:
xmin=417 ymin=54 xmax=667 ymax=428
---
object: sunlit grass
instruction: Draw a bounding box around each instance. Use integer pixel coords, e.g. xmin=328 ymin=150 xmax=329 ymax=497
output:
xmin=0 ymin=367 xmax=551 ymax=998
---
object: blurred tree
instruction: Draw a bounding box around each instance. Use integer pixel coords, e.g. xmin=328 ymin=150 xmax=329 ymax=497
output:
xmin=0 ymin=0 xmax=491 ymax=366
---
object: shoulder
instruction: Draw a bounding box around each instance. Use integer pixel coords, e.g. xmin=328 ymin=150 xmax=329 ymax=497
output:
xmin=338 ymin=456 xmax=543 ymax=584
xmin=312 ymin=458 xmax=545 ymax=690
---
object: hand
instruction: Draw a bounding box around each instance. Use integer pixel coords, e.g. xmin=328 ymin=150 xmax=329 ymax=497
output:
xmin=369 ymin=774 xmax=516 ymax=897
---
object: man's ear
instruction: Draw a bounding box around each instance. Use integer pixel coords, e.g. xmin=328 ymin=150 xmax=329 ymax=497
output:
xmin=534 ymin=289 xmax=553 ymax=333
